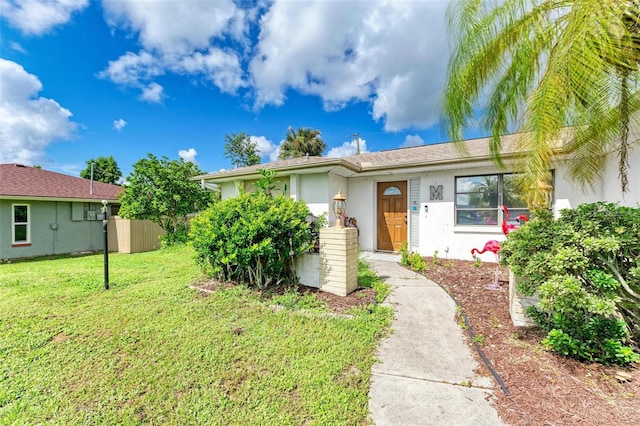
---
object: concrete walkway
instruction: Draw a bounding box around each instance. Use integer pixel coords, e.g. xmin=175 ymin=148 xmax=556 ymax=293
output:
xmin=362 ymin=253 xmax=505 ymax=426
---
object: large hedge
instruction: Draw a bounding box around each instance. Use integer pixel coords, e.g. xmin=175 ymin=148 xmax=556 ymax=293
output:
xmin=500 ymin=203 xmax=640 ymax=365
xmin=189 ymin=192 xmax=313 ymax=289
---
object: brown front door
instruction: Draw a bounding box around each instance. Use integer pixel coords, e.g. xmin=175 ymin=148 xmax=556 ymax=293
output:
xmin=377 ymin=181 xmax=407 ymax=252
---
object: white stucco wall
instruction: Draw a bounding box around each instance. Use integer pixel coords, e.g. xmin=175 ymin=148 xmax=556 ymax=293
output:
xmin=347 ymin=177 xmax=375 ymax=250
xmin=328 ymin=173 xmax=348 ymax=225
xmin=212 ymin=143 xmax=638 ymax=262
xmin=220 ymin=182 xmax=237 ymax=199
xmin=348 ymin=159 xmax=634 ymax=262
xmin=418 ymin=166 xmax=510 ymax=262
xmin=601 ymin=142 xmax=640 ymax=206
xmin=552 ymin=162 xmax=604 ymax=214
xmin=299 ymin=173 xmax=330 ymax=217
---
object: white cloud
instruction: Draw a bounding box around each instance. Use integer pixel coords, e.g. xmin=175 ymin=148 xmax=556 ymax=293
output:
xmin=102 ymin=0 xmax=241 ymax=55
xmin=113 ymin=118 xmax=127 ymax=131
xmin=98 ymin=50 xmax=163 ymax=86
xmin=173 ymin=48 xmax=245 ymax=94
xmin=99 ymin=0 xmax=247 ymax=98
xmin=327 ymin=138 xmax=369 ymax=158
xmin=0 ymin=59 xmax=77 ymax=165
xmin=250 ymin=135 xmax=279 ymax=161
xmin=97 ymin=1 xmax=449 ymax=131
xmin=178 ymin=148 xmax=198 ymax=164
xmin=250 ymin=0 xmax=449 ymax=131
xmin=139 ymin=82 xmax=164 ymax=103
xmin=0 ymin=0 xmax=88 ymax=35
xmin=400 ymin=134 xmax=425 ymax=148
xmin=10 ymin=42 xmax=27 ymax=53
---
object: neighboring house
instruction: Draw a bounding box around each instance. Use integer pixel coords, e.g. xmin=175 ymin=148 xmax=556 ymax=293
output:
xmin=195 ymin=134 xmax=640 ymax=261
xmin=0 ymin=164 xmax=121 ymax=260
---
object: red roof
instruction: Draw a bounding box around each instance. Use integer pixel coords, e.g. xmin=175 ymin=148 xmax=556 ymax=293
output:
xmin=0 ymin=164 xmax=122 ymax=201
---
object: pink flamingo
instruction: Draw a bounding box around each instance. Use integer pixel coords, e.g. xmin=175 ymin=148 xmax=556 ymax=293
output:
xmin=471 ymin=240 xmax=501 ymax=261
xmin=471 ymin=240 xmax=503 ymax=290
xmin=501 ymin=205 xmax=529 ymax=235
xmin=470 ymin=207 xmax=530 ymax=290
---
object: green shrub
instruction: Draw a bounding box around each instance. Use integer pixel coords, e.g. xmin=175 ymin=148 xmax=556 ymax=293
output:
xmin=161 ymin=223 xmax=189 ymax=248
xmin=189 ymin=192 xmax=313 ymax=289
xmin=409 ymin=252 xmax=427 ymax=273
xmin=358 ymin=258 xmax=391 ymax=303
xmin=432 ymin=250 xmax=440 ymax=266
xmin=500 ymin=203 xmax=640 ymax=365
xmin=399 ymin=241 xmax=410 ymax=266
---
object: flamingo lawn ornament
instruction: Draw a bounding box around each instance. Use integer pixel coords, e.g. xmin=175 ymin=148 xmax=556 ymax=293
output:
xmin=470 ymin=240 xmax=502 ymax=290
xmin=471 ymin=240 xmax=501 ymax=261
xmin=501 ymin=205 xmax=529 ymax=235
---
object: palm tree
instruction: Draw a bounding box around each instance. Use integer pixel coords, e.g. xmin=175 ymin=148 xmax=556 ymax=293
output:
xmin=443 ymin=0 xmax=640 ymax=207
xmin=278 ymin=127 xmax=326 ymax=160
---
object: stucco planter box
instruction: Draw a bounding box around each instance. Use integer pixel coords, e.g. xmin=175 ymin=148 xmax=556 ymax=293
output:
xmin=508 ymin=270 xmax=539 ymax=327
xmin=294 ymin=253 xmax=320 ymax=288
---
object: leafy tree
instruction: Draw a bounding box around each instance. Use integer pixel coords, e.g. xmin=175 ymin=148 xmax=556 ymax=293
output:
xmin=224 ymin=132 xmax=260 ymax=168
xmin=80 ymin=156 xmax=122 ymax=184
xmin=118 ymin=154 xmax=213 ymax=241
xmin=278 ymin=127 xmax=326 ymax=159
xmin=443 ymin=0 xmax=640 ymax=206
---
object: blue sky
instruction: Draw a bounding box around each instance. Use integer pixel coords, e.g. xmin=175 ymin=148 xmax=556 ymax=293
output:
xmin=0 ymin=0 xmax=482 ymax=178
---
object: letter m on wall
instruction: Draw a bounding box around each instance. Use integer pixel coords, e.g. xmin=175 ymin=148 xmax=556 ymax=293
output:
xmin=429 ymin=185 xmax=443 ymax=200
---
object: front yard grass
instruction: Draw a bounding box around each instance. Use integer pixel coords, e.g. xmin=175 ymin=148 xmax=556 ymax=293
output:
xmin=0 ymin=246 xmax=392 ymax=425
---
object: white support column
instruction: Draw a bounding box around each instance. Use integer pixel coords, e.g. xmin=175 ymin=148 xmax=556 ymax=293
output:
xmin=289 ymin=173 xmax=301 ymax=201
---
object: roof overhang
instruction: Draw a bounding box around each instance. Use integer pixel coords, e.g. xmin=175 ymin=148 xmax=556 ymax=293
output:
xmin=353 ymin=152 xmax=525 ymax=177
xmin=0 ymin=195 xmax=120 ymax=203
xmin=193 ymin=158 xmax=361 ymax=183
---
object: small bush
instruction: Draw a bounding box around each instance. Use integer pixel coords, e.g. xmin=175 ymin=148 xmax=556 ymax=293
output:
xmin=161 ymin=223 xmax=189 ymax=248
xmin=358 ymin=258 xmax=391 ymax=303
xmin=500 ymin=203 xmax=640 ymax=365
xmin=409 ymin=252 xmax=427 ymax=272
xmin=400 ymin=241 xmax=410 ymax=266
xmin=190 ymin=192 xmax=313 ymax=289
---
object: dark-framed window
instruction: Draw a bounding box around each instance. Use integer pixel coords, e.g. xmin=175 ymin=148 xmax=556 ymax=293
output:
xmin=454 ymin=173 xmax=550 ymax=226
xmin=12 ymin=204 xmax=30 ymax=244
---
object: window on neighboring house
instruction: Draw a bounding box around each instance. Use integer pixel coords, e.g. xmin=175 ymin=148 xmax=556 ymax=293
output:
xmin=12 ymin=204 xmax=30 ymax=245
xmin=455 ymin=173 xmax=550 ymax=226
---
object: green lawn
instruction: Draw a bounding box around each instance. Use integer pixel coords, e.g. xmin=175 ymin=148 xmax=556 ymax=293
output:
xmin=0 ymin=247 xmax=392 ymax=425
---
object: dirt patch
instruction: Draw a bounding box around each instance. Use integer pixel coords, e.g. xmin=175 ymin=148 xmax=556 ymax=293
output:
xmin=291 ymin=286 xmax=377 ymax=315
xmin=51 ymin=332 xmax=71 ymax=343
xmin=192 ymin=280 xmax=377 ymax=315
xmin=420 ymin=257 xmax=640 ymax=426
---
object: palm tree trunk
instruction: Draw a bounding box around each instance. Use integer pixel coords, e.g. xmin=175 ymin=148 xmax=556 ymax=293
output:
xmin=619 ymin=69 xmax=630 ymax=193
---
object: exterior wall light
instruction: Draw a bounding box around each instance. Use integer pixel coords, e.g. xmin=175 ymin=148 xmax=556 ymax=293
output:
xmin=332 ymin=189 xmax=347 ymax=227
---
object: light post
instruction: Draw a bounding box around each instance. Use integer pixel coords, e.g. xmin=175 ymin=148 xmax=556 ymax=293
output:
xmin=332 ymin=189 xmax=347 ymax=227
xmin=101 ymin=200 xmax=109 ymax=290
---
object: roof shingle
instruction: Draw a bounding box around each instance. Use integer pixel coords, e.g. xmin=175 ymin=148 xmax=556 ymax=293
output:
xmin=195 ymin=134 xmax=525 ymax=181
xmin=0 ymin=164 xmax=122 ymax=201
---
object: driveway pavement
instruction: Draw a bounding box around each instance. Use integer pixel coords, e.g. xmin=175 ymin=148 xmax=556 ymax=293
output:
xmin=362 ymin=252 xmax=505 ymax=426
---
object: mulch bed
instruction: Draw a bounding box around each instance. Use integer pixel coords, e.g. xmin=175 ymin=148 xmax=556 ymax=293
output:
xmin=420 ymin=257 xmax=640 ymax=426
